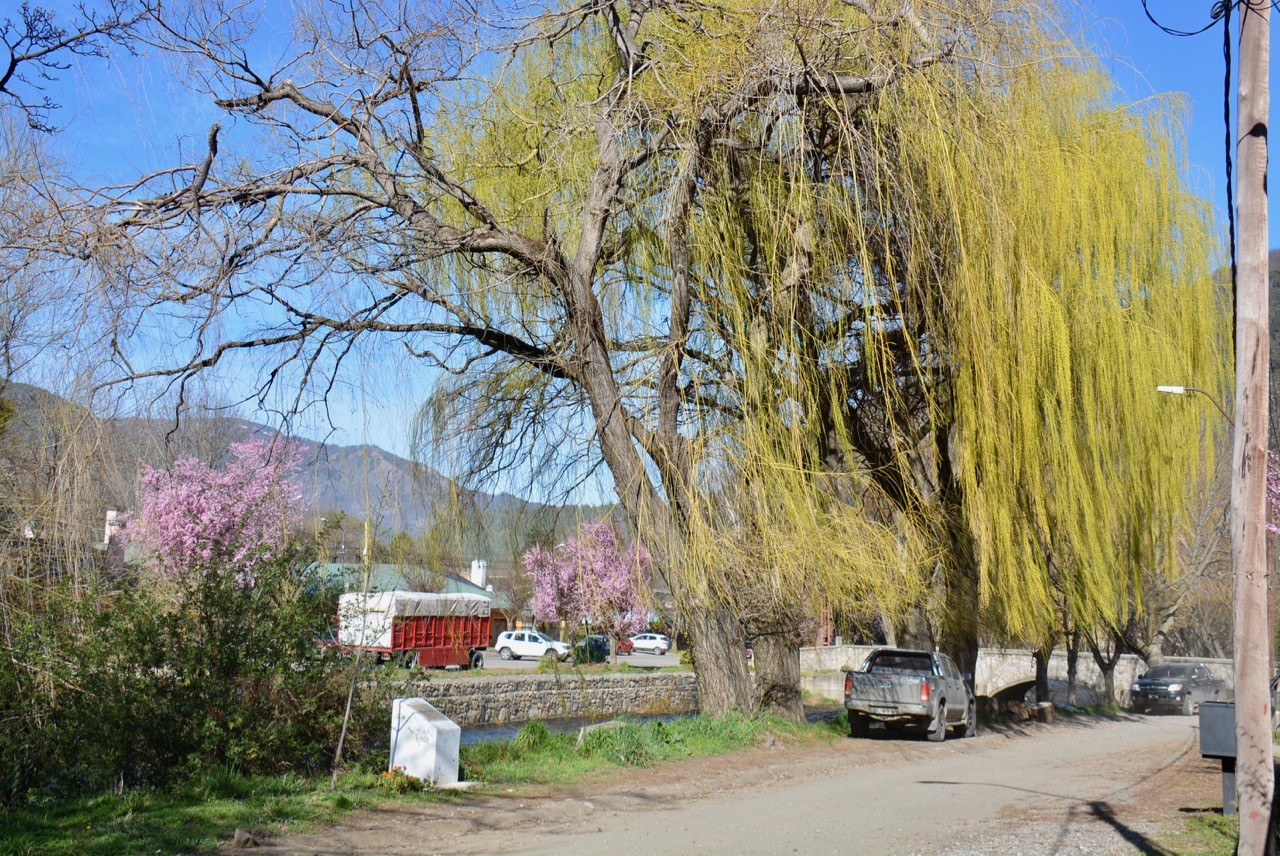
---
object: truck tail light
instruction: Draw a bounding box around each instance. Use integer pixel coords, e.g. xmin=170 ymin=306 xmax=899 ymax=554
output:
xmin=844 ymin=673 xmax=852 ymax=696
xmin=920 ymin=681 xmax=930 ymax=704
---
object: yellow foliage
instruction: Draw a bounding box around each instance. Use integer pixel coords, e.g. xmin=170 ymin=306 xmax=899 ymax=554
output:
xmin=423 ymin=1 xmax=1227 ymax=641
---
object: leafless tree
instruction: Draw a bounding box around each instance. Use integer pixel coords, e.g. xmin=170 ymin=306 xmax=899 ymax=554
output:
xmin=1 ymin=1 xmax=155 ymax=132
xmin=1119 ymin=447 xmax=1232 ymax=665
xmin=87 ymin=0 xmax=974 ymax=713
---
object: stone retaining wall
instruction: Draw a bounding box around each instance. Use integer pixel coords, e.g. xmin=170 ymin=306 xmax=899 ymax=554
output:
xmin=800 ymin=645 xmax=877 ymax=673
xmin=800 ymin=644 xmax=1233 ymax=705
xmin=396 ymin=672 xmax=698 ymax=726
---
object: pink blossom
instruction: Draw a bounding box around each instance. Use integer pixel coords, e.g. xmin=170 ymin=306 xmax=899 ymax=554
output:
xmin=522 ymin=521 xmax=651 ymax=641
xmin=130 ymin=439 xmax=306 ymax=582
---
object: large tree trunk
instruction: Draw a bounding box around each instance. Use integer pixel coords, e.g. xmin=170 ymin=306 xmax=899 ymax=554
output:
xmin=753 ymin=631 xmax=805 ymax=721
xmin=897 ymin=605 xmax=933 ymax=651
xmin=940 ymin=561 xmax=981 ymax=679
xmin=1033 ymin=649 xmax=1050 ymax=704
xmin=1086 ymin=633 xmax=1121 ymax=705
xmin=878 ymin=608 xmax=898 ymax=647
xmin=687 ymin=607 xmax=754 ymax=715
xmin=1139 ymin=637 xmax=1166 ymax=667
xmin=1065 ymin=630 xmax=1079 ymax=707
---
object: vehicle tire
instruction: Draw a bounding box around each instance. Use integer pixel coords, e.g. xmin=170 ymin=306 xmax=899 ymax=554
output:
xmin=1181 ymin=695 xmax=1194 ymax=717
xmin=927 ymin=702 xmax=947 ymax=743
xmin=962 ymin=702 xmax=977 ymax=738
xmin=470 ymin=650 xmax=484 ymax=670
xmin=848 ymin=713 xmax=869 ymax=739
xmin=499 ymin=647 xmax=513 ymax=661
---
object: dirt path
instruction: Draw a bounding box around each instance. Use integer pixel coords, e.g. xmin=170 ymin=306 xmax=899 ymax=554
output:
xmin=258 ymin=713 xmax=1221 ymax=855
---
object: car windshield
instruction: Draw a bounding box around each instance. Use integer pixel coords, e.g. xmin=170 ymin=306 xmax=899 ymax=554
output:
xmin=1144 ymin=665 xmax=1194 ymax=680
xmin=867 ymin=652 xmax=933 ymax=675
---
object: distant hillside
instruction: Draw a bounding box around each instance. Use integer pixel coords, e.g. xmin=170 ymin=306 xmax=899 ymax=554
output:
xmin=0 ymin=382 xmax=603 ymax=556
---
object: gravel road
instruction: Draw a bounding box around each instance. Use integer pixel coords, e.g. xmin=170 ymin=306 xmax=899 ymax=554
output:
xmin=258 ymin=713 xmax=1215 ymax=856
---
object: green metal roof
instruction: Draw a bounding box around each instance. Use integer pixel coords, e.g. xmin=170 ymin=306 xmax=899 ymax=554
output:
xmin=312 ymin=562 xmax=520 ymax=612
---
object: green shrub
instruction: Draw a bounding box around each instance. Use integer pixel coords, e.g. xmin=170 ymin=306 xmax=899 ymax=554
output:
xmin=0 ymin=545 xmax=391 ymax=807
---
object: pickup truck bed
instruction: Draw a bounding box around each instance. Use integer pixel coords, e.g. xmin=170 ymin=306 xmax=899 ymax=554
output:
xmin=844 ymin=648 xmax=977 ymax=742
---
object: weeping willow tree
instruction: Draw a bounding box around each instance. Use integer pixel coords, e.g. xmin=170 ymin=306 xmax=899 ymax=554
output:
xmin=618 ymin=0 xmax=1226 ymax=695
xmin=101 ymin=0 xmax=1225 ymax=715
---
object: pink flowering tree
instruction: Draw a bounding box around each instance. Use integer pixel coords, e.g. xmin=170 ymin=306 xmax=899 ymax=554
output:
xmin=523 ymin=521 xmax=651 ymax=665
xmin=131 ymin=439 xmax=305 ymax=585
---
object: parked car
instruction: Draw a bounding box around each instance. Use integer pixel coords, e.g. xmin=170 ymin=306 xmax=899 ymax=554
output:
xmin=1130 ymin=663 xmax=1224 ymax=715
xmin=844 ymin=648 xmax=976 ymax=742
xmin=574 ymin=634 xmax=621 ymax=663
xmin=629 ymin=632 xmax=670 ymax=655
xmin=494 ymin=629 xmax=571 ymax=661
xmin=616 ymin=636 xmax=634 ymax=655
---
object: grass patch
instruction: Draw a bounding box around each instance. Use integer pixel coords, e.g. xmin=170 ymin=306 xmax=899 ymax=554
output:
xmin=0 ymin=769 xmax=458 ymax=856
xmin=460 ymin=711 xmax=847 ymax=786
xmin=1159 ymin=811 xmax=1237 ymax=855
xmin=2 ymin=711 xmax=843 ymax=854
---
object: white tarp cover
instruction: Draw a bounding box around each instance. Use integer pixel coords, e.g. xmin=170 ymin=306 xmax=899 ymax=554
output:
xmin=338 ymin=591 xmax=491 ymax=648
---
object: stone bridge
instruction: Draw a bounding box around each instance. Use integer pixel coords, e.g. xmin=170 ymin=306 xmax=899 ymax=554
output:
xmin=799 ymin=645 xmax=1232 ymax=706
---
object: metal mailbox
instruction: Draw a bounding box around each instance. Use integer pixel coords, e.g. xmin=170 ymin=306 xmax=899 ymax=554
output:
xmin=1198 ymin=701 xmax=1236 ymax=759
xmin=1198 ymin=701 xmax=1237 ymax=816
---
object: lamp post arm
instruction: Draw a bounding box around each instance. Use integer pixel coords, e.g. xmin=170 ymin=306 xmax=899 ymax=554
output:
xmin=1181 ymin=387 xmax=1235 ymax=428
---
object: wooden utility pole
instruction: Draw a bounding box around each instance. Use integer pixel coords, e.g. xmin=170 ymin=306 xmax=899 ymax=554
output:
xmin=1233 ymin=1 xmax=1272 ymax=851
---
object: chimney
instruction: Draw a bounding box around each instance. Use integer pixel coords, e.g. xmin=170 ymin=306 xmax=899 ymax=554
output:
xmin=469 ymin=559 xmax=487 ymax=588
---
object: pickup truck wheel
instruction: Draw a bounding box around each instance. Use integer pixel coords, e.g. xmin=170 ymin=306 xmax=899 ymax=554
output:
xmin=926 ymin=702 xmax=947 ymax=743
xmin=848 ymin=714 xmax=869 ymax=739
xmin=499 ymin=647 xmax=513 ymax=660
xmin=962 ymin=702 xmax=977 ymax=738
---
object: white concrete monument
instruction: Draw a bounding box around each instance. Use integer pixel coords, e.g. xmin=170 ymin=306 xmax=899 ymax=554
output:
xmin=389 ymin=698 xmax=461 ymax=787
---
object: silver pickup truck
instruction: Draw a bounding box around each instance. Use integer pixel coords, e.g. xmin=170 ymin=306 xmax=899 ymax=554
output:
xmin=844 ymin=648 xmax=977 ymax=742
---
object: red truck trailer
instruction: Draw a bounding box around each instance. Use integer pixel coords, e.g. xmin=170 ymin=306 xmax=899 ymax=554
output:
xmin=337 ymin=591 xmax=491 ymax=669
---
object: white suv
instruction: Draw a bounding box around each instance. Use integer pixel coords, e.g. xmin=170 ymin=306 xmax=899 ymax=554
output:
xmin=495 ymin=630 xmax=570 ymax=661
xmin=629 ymin=633 xmax=671 ymax=655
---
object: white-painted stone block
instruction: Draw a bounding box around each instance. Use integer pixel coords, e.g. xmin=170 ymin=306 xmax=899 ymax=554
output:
xmin=389 ymin=697 xmax=461 ymax=787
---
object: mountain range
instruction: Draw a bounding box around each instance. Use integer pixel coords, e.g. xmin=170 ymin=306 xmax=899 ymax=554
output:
xmin=0 ymin=381 xmax=597 ymax=555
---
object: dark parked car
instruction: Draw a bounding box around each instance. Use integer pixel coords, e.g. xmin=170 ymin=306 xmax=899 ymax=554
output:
xmin=1130 ymin=663 xmax=1224 ymax=715
xmin=574 ymin=634 xmax=632 ymax=663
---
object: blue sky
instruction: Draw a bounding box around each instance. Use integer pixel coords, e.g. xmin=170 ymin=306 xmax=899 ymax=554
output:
xmin=22 ymin=1 xmax=1275 ymax=478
